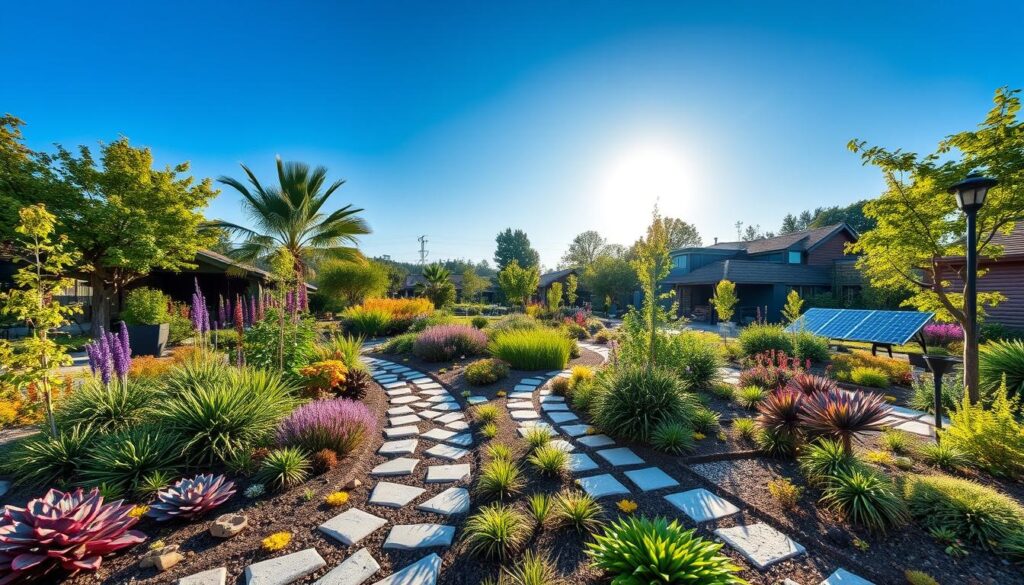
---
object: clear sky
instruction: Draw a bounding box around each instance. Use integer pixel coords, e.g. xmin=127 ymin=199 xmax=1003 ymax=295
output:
xmin=4 ymin=1 xmax=1022 ymax=269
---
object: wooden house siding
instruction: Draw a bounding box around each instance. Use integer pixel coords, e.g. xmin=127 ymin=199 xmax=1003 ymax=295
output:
xmin=807 ymin=231 xmax=854 ymax=266
xmin=940 ymin=258 xmax=1024 ymax=330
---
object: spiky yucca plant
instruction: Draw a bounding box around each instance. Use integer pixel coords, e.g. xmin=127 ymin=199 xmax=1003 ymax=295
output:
xmin=756 ymin=388 xmax=804 ymax=450
xmin=587 ymin=516 xmax=745 ymax=585
xmin=0 ymin=488 xmax=145 ymax=582
xmin=147 ymin=474 xmax=237 ymax=521
xmin=785 ymin=373 xmax=837 ymax=395
xmin=798 ymin=388 xmax=889 ymax=453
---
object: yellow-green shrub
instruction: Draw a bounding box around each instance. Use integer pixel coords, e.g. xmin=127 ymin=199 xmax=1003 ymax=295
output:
xmin=941 ymin=386 xmax=1024 ymax=478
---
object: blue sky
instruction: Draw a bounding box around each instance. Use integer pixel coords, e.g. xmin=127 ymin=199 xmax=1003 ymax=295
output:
xmin=4 ymin=1 xmax=1022 ymax=268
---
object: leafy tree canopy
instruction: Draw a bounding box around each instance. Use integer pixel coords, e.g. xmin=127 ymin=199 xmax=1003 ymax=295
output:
xmin=494 ymin=228 xmax=540 ymax=270
xmin=315 ymin=259 xmax=390 ymax=310
xmin=560 ymin=230 xmax=607 ymax=269
xmin=779 ymin=201 xmax=875 ymax=235
xmin=497 ymin=259 xmax=539 ymax=308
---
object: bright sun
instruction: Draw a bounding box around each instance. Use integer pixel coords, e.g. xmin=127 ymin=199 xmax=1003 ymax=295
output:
xmin=595 ymin=140 xmax=694 ymax=239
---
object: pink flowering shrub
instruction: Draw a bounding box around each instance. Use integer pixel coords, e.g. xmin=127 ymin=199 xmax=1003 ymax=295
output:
xmin=276 ymin=398 xmax=376 ymax=455
xmin=739 ymin=350 xmax=804 ymax=390
xmin=923 ymin=323 xmax=964 ymax=347
xmin=412 ymin=324 xmax=488 ymax=362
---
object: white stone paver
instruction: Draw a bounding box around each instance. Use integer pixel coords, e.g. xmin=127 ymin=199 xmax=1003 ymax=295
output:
xmin=385 ymin=387 xmax=413 ymax=397
xmin=576 ymin=434 xmax=615 ymax=448
xmin=416 ymin=487 xmax=471 ymax=515
xmin=383 ymin=524 xmax=456 ymax=549
xmin=424 ymin=444 xmax=470 ymax=461
xmin=521 ymin=377 xmax=544 ymax=384
xmin=370 ymin=553 xmax=441 ymax=585
xmin=430 ymin=403 xmax=460 ymax=412
xmin=507 ymin=401 xmax=534 ymax=410
xmin=665 ymin=488 xmax=740 ymax=522
xmin=445 ymin=433 xmax=473 ymax=447
xmin=412 ymin=401 xmax=432 ymax=409
xmin=436 ymin=413 xmax=464 ymax=424
xmin=420 ymin=428 xmax=457 ymax=442
xmin=541 ymin=403 xmax=570 ymax=412
xmin=389 ymin=414 xmax=421 ymax=426
xmin=379 ymin=439 xmax=418 ymax=456
xmin=369 ymin=482 xmax=426 ymax=508
xmin=387 ymin=406 xmax=415 ymax=416
xmin=179 ymin=567 xmax=227 ymax=585
xmin=371 ymin=458 xmax=420 ymax=477
xmin=384 ymin=426 xmax=419 ymax=439
xmin=244 ymin=548 xmax=326 ymax=585
xmin=549 ymin=439 xmax=575 ymax=452
xmin=408 ymin=377 xmax=432 ymax=385
xmin=547 ymin=411 xmax=579 ymax=424
xmin=390 ymin=395 xmax=420 ymax=405
xmin=513 ymin=384 xmax=537 ymax=392
xmin=576 ymin=474 xmax=630 ymax=498
xmin=507 ymin=391 xmax=533 ymax=400
xmin=417 ymin=410 xmax=443 ymax=420
xmin=714 ymin=523 xmax=806 ymax=569
xmin=568 ymin=453 xmax=599 ymax=473
xmin=466 ymin=396 xmax=487 ymax=405
xmin=445 ymin=421 xmax=470 ymax=431
xmin=425 ymin=464 xmax=471 ymax=483
xmin=820 ymin=568 xmax=875 ymax=585
xmin=320 ymin=508 xmax=389 ymax=546
xmin=559 ymin=424 xmax=592 ymax=437
xmin=383 ymin=381 xmax=407 ymax=389
xmin=314 ymin=548 xmax=380 ymax=585
xmin=624 ymin=467 xmax=679 ymax=491
xmin=418 ymin=388 xmax=448 ymax=396
xmin=510 ymin=410 xmax=540 ymax=421
xmin=893 ymin=419 xmax=934 ymax=436
xmin=595 ymin=447 xmax=644 ymax=467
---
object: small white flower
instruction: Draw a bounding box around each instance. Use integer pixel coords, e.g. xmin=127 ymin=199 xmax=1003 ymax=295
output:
xmin=244 ymin=483 xmax=266 ymax=498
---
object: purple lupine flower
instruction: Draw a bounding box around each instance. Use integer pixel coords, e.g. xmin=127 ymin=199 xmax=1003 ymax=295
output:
xmin=298 ymin=283 xmax=308 ymax=312
xmin=85 ymin=342 xmax=98 ymax=375
xmin=87 ymin=327 xmax=113 ymax=385
xmin=192 ymin=278 xmax=210 ymax=335
xmin=251 ymin=294 xmax=259 ymax=324
xmin=276 ymin=398 xmax=377 ymax=455
xmin=109 ymin=326 xmax=130 ymax=381
xmin=285 ymin=290 xmax=295 ymax=315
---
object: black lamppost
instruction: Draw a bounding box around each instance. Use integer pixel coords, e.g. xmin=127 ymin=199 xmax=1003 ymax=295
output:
xmin=948 ymin=172 xmax=997 ymax=404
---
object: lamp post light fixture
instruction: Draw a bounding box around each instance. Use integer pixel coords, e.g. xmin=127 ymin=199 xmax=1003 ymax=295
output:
xmin=948 ymin=172 xmax=997 ymax=404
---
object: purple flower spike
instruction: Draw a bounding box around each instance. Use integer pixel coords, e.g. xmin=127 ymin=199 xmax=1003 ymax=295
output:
xmin=276 ymin=398 xmax=377 ymax=455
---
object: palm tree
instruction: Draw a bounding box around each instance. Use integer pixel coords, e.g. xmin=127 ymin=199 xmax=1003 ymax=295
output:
xmin=418 ymin=263 xmax=455 ymax=308
xmin=210 ymin=157 xmax=370 ymax=280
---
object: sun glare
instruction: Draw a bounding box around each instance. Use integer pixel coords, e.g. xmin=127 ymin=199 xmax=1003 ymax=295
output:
xmin=595 ymin=140 xmax=695 ymax=240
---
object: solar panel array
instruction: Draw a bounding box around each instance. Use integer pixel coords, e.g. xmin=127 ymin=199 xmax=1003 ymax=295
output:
xmin=785 ymin=308 xmax=933 ymax=345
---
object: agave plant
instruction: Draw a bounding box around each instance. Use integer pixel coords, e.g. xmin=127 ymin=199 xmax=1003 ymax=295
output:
xmin=799 ymin=388 xmax=890 ymax=453
xmin=756 ymin=388 xmax=804 ymax=446
xmin=147 ymin=474 xmax=237 ymax=522
xmin=338 ymin=368 xmax=371 ymax=399
xmin=785 ymin=373 xmax=837 ymax=395
xmin=0 ymin=488 xmax=145 ymax=582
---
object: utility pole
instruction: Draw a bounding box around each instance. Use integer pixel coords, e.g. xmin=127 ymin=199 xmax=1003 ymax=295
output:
xmin=417 ymin=235 xmax=429 ymax=266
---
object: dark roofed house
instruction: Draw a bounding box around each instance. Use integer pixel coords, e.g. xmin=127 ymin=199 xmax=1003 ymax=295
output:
xmin=939 ymin=221 xmax=1024 ymax=331
xmin=397 ymin=273 xmax=496 ymax=303
xmin=537 ymin=268 xmax=588 ymax=307
xmin=662 ymin=224 xmax=860 ymax=324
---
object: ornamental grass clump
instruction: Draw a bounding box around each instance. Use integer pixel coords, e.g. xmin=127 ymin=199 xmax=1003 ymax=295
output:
xmin=462 ymin=502 xmax=532 ymax=560
xmin=147 ymin=473 xmax=236 ymax=521
xmin=341 ymin=306 xmax=392 ymax=337
xmin=276 ymin=398 xmax=376 ymax=456
xmin=476 ymin=458 xmax=525 ymax=499
xmin=798 ymin=438 xmax=861 ymax=486
xmin=413 ymin=324 xmax=489 ymax=362
xmin=464 ymin=358 xmax=510 ymax=385
xmin=255 ymin=447 xmax=310 ymax=491
xmin=501 ymin=551 xmax=563 ymax=585
xmin=979 ymin=340 xmax=1024 ymax=400
xmin=941 ymin=387 xmax=1024 ymax=478
xmin=650 ymin=420 xmax=695 ymax=454
xmin=593 ymin=366 xmax=697 ymax=442
xmin=0 ymin=488 xmax=146 ymax=582
xmin=528 ymin=444 xmax=569 ymax=476
xmin=53 ymin=378 xmax=156 ymax=433
xmin=735 ymin=385 xmax=768 ymax=410
xmin=78 ymin=426 xmax=182 ymax=496
xmin=587 ymin=516 xmax=745 ymax=585
xmin=6 ymin=423 xmax=97 ymax=488
xmin=489 ymin=329 xmax=573 ymax=370
xmin=820 ymin=468 xmax=908 ymax=533
xmin=553 ymin=490 xmax=604 ymax=533
xmin=903 ymin=474 xmax=1024 ymax=552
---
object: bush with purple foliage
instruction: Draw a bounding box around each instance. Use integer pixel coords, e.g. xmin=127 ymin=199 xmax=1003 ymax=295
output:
xmin=922 ymin=323 xmax=964 ymax=347
xmin=276 ymin=398 xmax=376 ymax=455
xmin=412 ymin=324 xmax=488 ymax=362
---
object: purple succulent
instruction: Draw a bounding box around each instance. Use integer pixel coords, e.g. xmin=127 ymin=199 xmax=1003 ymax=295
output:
xmin=146 ymin=474 xmax=236 ymax=522
xmin=276 ymin=398 xmax=377 ymax=455
xmin=0 ymin=488 xmax=145 ymax=581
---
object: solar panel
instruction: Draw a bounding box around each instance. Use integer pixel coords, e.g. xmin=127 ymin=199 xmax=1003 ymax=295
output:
xmin=785 ymin=308 xmax=933 ymax=345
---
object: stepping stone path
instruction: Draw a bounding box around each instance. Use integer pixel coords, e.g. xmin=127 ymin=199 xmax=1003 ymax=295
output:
xmin=714 ymin=523 xmax=806 ymax=570
xmin=624 ymin=467 xmax=679 ymax=491
xmin=299 ymin=357 xmax=468 ymax=584
xmin=179 ymin=567 xmax=227 ymax=585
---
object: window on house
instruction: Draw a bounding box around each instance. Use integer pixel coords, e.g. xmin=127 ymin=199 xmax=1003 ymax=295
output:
xmin=674 ymin=255 xmax=689 ymax=271
xmin=788 ymin=251 xmax=802 ymax=264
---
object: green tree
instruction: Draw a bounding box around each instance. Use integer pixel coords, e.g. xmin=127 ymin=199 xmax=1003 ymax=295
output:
xmin=630 ymin=207 xmax=676 ymax=371
xmin=212 ymin=157 xmax=370 ymax=282
xmin=460 ymin=267 xmax=488 ymax=302
xmin=583 ymin=255 xmax=637 ymax=311
xmin=564 ymin=273 xmax=578 ymax=307
xmin=0 ymin=205 xmax=81 ymax=436
xmin=662 ymin=217 xmax=703 ymax=249
xmin=419 ymin=263 xmax=456 ymax=309
xmin=0 ymin=116 xmax=57 ymax=244
xmin=782 ymin=289 xmax=804 ymax=324
xmin=18 ymin=137 xmax=217 ymax=337
xmin=497 ymin=260 xmax=539 ymax=310
xmin=848 ymin=87 xmax=1024 ymax=402
xmin=546 ymin=281 xmax=563 ymax=313
xmin=316 ymin=259 xmax=390 ymax=309
xmin=712 ymin=280 xmax=738 ymax=323
xmin=494 ymin=228 xmax=540 ymax=270
xmin=560 ymin=230 xmax=606 ymax=269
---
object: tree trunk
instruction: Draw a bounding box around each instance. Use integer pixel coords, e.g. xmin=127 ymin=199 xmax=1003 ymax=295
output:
xmin=963 ymin=318 xmax=980 ymax=404
xmin=89 ymin=273 xmax=110 ymax=338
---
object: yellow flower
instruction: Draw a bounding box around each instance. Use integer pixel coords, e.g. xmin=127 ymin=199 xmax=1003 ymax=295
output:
xmin=325 ymin=491 xmax=349 ymax=507
xmin=261 ymin=532 xmax=292 ymax=552
xmin=693 ymin=432 xmax=706 ymax=441
xmin=585 ymin=427 xmax=598 ymax=435
xmin=129 ymin=505 xmax=150 ymax=519
xmin=617 ymin=499 xmax=638 ymax=514
xmin=884 ymin=394 xmax=898 ymax=404
xmin=496 ymin=390 xmax=507 ymax=397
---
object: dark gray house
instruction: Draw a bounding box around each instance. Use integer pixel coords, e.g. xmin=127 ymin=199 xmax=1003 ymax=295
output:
xmin=661 ymin=224 xmax=860 ymax=324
